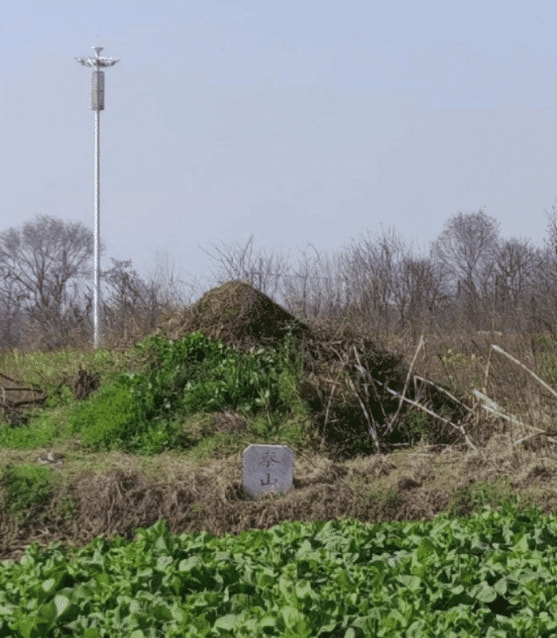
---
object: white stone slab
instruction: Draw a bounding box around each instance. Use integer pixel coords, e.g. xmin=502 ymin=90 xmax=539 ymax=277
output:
xmin=243 ymin=444 xmax=294 ymax=498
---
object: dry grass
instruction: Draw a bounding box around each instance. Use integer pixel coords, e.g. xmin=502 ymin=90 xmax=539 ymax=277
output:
xmin=159 ymin=279 xmax=310 ymax=348
xmin=2 ymin=425 xmax=557 ymax=560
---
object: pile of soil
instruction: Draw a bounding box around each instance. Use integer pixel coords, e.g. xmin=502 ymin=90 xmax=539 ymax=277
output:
xmin=161 ymin=280 xmax=311 ymax=349
xmin=159 ymin=281 xmax=464 ymax=454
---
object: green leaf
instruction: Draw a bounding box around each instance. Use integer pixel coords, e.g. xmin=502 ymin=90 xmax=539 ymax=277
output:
xmin=281 ymin=605 xmax=303 ymax=628
xmin=514 ymin=534 xmax=530 ymax=553
xmin=416 ymin=537 xmax=436 ymax=561
xmin=179 ymin=556 xmax=202 ymax=572
xmin=474 ymin=582 xmax=498 ymax=603
xmin=54 ymin=594 xmax=70 ymax=618
xmin=152 ymin=603 xmax=173 ymax=621
xmin=494 ymin=578 xmax=508 ymax=596
xmin=259 ymin=614 xmax=278 ymax=628
xmin=41 ymin=578 xmax=56 ymax=594
xmin=295 ymin=579 xmax=315 ymax=600
xmin=397 ymin=574 xmax=421 ymax=591
xmin=214 ymin=614 xmax=241 ymax=630
xmin=278 ymin=576 xmax=297 ymax=605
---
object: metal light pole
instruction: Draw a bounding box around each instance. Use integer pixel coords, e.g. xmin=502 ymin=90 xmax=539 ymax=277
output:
xmin=75 ymin=46 xmax=120 ymax=348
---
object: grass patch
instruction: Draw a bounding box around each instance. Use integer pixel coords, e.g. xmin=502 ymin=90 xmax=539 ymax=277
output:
xmin=445 ymin=477 xmax=516 ymax=517
xmin=0 ymin=464 xmax=56 ymax=526
xmin=184 ymin=432 xmax=248 ymax=461
xmin=0 ymin=408 xmax=70 ymax=449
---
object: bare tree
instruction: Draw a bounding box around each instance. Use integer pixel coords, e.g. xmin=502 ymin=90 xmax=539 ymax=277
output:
xmin=432 ymin=210 xmax=500 ymax=327
xmin=0 ymin=272 xmax=24 ymax=348
xmin=204 ymin=235 xmax=290 ymax=300
xmin=148 ymin=251 xmax=194 ymax=307
xmin=545 ymin=203 xmax=557 ymax=253
xmin=102 ymin=258 xmax=187 ymax=345
xmin=340 ymin=228 xmax=406 ymax=333
xmin=524 ymin=206 xmax=557 ymax=330
xmin=280 ymin=246 xmax=347 ymax=319
xmin=492 ymin=238 xmax=540 ymax=328
xmin=0 ymin=215 xmax=93 ymax=348
xmin=392 ymin=255 xmax=447 ymax=335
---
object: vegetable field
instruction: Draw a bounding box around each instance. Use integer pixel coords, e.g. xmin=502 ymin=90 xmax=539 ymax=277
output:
xmin=1 ymin=504 xmax=556 ymax=637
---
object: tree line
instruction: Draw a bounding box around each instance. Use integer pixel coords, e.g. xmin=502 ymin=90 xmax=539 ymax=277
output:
xmin=207 ymin=209 xmax=557 ymax=338
xmin=0 ymin=210 xmax=555 ymax=350
xmin=0 ymin=215 xmax=186 ymax=350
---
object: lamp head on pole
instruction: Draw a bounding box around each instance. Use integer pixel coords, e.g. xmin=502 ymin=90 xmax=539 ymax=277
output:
xmin=75 ymin=46 xmax=120 ymax=111
xmin=75 ymin=46 xmax=120 ymax=68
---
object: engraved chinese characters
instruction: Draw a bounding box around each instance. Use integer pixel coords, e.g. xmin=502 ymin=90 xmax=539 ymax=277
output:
xmin=242 ymin=444 xmax=293 ymax=498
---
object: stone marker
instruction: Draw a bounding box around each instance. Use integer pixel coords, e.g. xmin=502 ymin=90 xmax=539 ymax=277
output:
xmin=243 ymin=444 xmax=294 ymax=498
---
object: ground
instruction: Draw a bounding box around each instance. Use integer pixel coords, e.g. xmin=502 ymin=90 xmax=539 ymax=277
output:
xmin=1 ymin=433 xmax=555 ymax=561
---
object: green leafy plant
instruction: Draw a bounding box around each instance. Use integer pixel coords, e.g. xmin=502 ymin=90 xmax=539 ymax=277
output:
xmin=0 ymin=409 xmax=64 ymax=449
xmin=2 ymin=505 xmax=557 ymax=636
xmin=68 ymin=332 xmax=308 ymax=454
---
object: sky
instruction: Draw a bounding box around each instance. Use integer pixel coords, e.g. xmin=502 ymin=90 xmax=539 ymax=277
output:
xmin=1 ymin=0 xmax=557 ymax=288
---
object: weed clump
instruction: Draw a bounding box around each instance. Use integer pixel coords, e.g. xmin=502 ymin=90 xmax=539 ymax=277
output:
xmin=445 ymin=478 xmax=516 ymax=517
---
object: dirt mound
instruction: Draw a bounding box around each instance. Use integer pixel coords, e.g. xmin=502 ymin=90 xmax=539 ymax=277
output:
xmin=161 ymin=280 xmax=310 ymax=348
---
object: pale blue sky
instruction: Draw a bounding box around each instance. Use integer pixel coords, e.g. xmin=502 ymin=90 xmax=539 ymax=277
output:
xmin=1 ymin=1 xmax=557 ymax=284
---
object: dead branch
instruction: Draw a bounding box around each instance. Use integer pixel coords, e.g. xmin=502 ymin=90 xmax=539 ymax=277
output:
xmin=385 ymin=336 xmax=424 ymax=435
xmin=513 ymin=431 xmax=557 ymax=446
xmin=491 ymin=344 xmax=557 ymax=401
xmin=472 ymin=389 xmax=541 ymax=430
xmin=379 ymin=381 xmax=477 ymax=451
xmin=413 ymin=375 xmax=471 ymax=413
xmin=346 ymin=375 xmax=381 ymax=452
xmin=0 ymin=373 xmax=47 ymax=425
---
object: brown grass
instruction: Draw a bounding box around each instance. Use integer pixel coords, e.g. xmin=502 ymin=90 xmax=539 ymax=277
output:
xmin=2 ymin=429 xmax=557 ymax=561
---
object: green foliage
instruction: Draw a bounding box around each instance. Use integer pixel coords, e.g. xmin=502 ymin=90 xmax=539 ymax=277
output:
xmin=69 ymin=332 xmax=308 ymax=454
xmin=184 ymin=432 xmax=249 ymax=461
xmin=0 ymin=464 xmax=55 ymax=526
xmin=396 ymin=411 xmax=431 ymax=444
xmin=3 ymin=506 xmax=557 ymax=635
xmin=0 ymin=409 xmax=64 ymax=449
xmin=445 ymin=478 xmax=516 ymax=517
